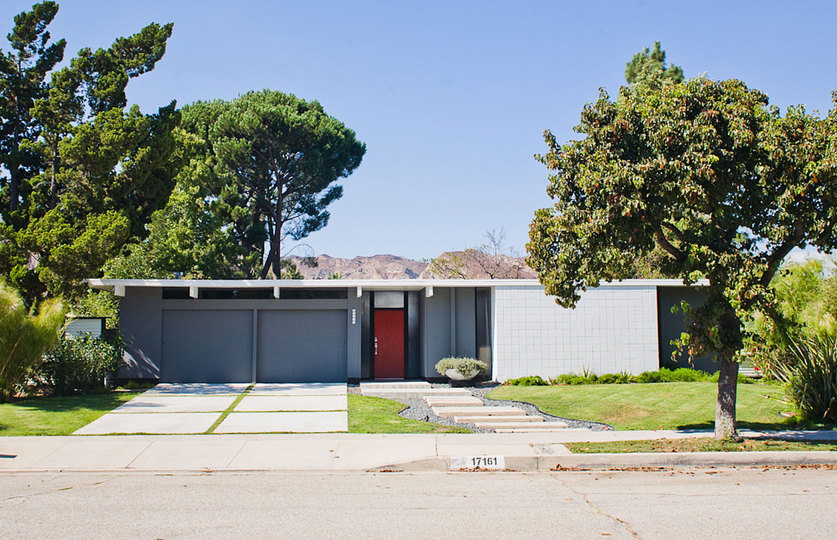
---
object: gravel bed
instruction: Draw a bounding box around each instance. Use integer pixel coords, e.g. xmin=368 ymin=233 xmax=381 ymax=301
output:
xmin=351 ymin=382 xmax=611 ymax=432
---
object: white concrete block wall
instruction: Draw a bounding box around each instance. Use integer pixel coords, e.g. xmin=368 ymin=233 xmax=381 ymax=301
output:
xmin=492 ymin=285 xmax=659 ymax=381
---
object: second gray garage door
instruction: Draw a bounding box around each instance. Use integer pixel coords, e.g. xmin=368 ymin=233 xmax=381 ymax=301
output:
xmin=256 ymin=310 xmax=347 ymax=382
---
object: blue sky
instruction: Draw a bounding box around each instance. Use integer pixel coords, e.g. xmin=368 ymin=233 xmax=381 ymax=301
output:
xmin=3 ymin=0 xmax=836 ymax=260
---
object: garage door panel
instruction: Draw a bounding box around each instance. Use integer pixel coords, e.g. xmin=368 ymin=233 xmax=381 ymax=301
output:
xmin=257 ymin=310 xmax=347 ymax=383
xmin=161 ymin=310 xmax=252 ymax=383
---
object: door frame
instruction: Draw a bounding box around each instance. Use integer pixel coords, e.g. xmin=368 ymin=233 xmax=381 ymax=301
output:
xmin=370 ymin=296 xmax=408 ymax=380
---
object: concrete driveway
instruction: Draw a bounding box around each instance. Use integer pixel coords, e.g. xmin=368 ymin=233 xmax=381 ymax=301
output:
xmin=74 ymin=383 xmax=348 ymax=435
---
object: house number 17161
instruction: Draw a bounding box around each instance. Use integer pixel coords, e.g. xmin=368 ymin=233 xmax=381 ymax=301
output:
xmin=450 ymin=456 xmax=505 ymax=470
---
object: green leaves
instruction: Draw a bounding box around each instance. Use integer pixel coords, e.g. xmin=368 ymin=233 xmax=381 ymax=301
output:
xmin=0 ymin=3 xmax=177 ymax=304
xmin=179 ymin=90 xmax=366 ymax=278
xmin=529 ymin=76 xmax=837 ymax=363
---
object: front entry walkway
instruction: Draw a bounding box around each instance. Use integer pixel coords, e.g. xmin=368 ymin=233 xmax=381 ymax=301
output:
xmin=74 ymin=383 xmax=348 ymax=435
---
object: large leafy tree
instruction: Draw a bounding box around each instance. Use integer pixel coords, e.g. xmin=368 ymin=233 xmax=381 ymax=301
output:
xmin=528 ymin=78 xmax=837 ymax=440
xmin=0 ymin=2 xmax=179 ymax=303
xmin=178 ymin=90 xmax=366 ymax=278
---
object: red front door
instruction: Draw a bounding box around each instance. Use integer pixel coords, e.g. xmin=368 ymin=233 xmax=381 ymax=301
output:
xmin=374 ymin=309 xmax=404 ymax=379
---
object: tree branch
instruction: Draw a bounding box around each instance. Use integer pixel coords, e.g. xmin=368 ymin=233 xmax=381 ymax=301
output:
xmin=655 ymin=227 xmax=684 ymax=260
xmin=760 ymin=221 xmax=805 ymax=286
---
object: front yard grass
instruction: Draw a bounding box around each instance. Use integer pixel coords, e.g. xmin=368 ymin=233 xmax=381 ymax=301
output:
xmin=0 ymin=391 xmax=142 ymax=436
xmin=486 ymin=382 xmax=807 ymax=431
xmin=348 ymin=393 xmax=470 ymax=434
xmin=566 ymin=438 xmax=837 ymax=453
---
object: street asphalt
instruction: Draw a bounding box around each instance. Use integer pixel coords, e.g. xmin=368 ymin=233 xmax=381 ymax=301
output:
xmin=2 ymin=468 xmax=836 ymax=539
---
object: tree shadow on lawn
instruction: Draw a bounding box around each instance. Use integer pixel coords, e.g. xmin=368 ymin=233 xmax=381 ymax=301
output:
xmin=676 ymin=420 xmax=832 ymax=432
xmin=3 ymin=393 xmax=132 ymax=413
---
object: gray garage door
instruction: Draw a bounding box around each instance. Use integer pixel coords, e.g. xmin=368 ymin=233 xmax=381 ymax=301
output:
xmin=257 ymin=310 xmax=347 ymax=382
xmin=161 ymin=310 xmax=253 ymax=383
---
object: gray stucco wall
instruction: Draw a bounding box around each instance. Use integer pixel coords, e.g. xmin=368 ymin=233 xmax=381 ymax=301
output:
xmin=420 ymin=288 xmax=452 ymax=378
xmin=419 ymin=287 xmax=477 ymax=378
xmin=455 ymin=288 xmax=476 ymax=359
xmin=120 ymin=287 xmax=163 ymax=379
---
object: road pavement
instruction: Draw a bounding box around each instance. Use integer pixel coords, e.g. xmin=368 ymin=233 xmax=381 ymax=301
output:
xmin=1 ymin=467 xmax=835 ymax=539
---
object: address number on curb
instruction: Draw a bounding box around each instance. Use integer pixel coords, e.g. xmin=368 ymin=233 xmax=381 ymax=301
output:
xmin=450 ymin=456 xmax=505 ymax=470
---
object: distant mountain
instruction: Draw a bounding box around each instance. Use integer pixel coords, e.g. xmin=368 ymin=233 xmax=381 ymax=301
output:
xmin=285 ymin=252 xmax=536 ymax=280
xmin=286 ymin=254 xmax=428 ymax=280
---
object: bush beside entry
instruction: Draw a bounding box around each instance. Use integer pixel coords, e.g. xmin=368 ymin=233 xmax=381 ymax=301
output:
xmin=435 ymin=357 xmax=488 ymax=379
xmin=37 ymin=334 xmax=124 ymax=396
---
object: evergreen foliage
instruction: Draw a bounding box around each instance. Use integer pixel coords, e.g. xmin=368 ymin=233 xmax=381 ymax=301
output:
xmin=625 ymin=41 xmax=684 ymax=92
xmin=0 ymin=2 xmax=179 ymax=303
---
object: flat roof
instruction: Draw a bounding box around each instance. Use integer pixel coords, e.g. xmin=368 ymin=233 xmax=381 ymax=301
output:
xmin=88 ymin=278 xmax=704 ymax=294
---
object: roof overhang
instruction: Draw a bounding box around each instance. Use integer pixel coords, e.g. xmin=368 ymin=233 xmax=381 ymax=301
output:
xmin=87 ymin=278 xmax=707 ymax=297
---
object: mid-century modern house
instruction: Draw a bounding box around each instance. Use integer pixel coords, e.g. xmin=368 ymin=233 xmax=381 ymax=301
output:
xmin=87 ymin=278 xmax=709 ymax=384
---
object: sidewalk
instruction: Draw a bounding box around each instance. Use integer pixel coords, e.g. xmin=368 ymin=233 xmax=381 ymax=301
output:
xmin=1 ymin=429 xmax=835 ymax=472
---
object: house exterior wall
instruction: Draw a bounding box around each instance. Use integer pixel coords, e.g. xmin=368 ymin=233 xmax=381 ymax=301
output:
xmin=418 ymin=287 xmax=479 ymax=378
xmin=121 ymin=287 xmax=164 ymax=379
xmin=111 ymin=280 xmax=703 ymax=383
xmin=117 ymin=287 xmax=361 ymax=382
xmin=420 ymin=288 xmax=452 ymax=378
xmin=492 ymin=284 xmax=660 ymax=381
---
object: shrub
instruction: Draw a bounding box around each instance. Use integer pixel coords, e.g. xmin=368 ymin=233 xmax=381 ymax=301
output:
xmin=504 ymin=375 xmax=549 ymax=386
xmin=662 ymin=367 xmax=710 ymax=382
xmin=434 ymin=357 xmax=488 ymax=378
xmin=597 ymin=373 xmax=620 ymax=384
xmin=776 ymin=335 xmax=837 ymax=423
xmin=551 ymin=374 xmax=595 ymax=385
xmin=36 ymin=334 xmax=125 ymax=395
xmin=0 ymin=284 xmax=65 ymax=401
xmin=637 ymin=370 xmax=662 ymax=383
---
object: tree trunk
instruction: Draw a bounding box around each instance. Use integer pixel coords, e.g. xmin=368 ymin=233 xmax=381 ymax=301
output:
xmin=9 ymin=177 xmax=19 ymax=212
xmin=715 ymin=355 xmax=741 ymax=441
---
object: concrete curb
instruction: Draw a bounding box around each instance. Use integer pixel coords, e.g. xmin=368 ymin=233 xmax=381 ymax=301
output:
xmin=373 ymin=451 xmax=837 ymax=472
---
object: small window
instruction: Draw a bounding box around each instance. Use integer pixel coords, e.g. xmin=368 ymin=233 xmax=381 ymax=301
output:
xmin=279 ymin=288 xmax=348 ymax=300
xmin=199 ymin=288 xmax=273 ymax=299
xmin=162 ymin=288 xmax=191 ymax=299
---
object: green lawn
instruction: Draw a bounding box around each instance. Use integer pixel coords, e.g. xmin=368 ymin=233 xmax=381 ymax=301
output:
xmin=486 ymin=382 xmax=805 ymax=431
xmin=348 ymin=393 xmax=470 ymax=434
xmin=566 ymin=438 xmax=837 ymax=453
xmin=0 ymin=391 xmax=142 ymax=436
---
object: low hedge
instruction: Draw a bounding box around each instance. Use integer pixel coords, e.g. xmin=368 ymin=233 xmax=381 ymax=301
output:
xmin=504 ymin=367 xmax=758 ymax=386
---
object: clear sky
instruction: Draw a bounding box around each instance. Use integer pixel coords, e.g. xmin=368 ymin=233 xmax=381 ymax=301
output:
xmin=3 ymin=0 xmax=836 ymax=260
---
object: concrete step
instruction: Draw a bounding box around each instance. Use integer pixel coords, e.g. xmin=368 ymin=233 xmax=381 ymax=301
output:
xmin=424 ymin=396 xmax=483 ymax=407
xmin=454 ymin=415 xmax=543 ymax=424
xmin=432 ymin=406 xmax=522 ymax=418
xmin=362 ymin=388 xmax=472 ymax=399
xmin=479 ymin=421 xmax=570 ymax=430
xmin=359 ymin=381 xmax=431 ymax=391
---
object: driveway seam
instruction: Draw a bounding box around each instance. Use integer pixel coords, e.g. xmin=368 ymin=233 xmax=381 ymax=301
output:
xmin=205 ymin=385 xmax=253 ymax=434
xmin=124 ymin=440 xmax=156 ymax=470
xmin=224 ymin=440 xmax=250 ymax=469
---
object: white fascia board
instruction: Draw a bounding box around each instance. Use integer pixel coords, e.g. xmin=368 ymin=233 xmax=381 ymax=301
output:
xmin=85 ymin=277 xmax=707 ymax=292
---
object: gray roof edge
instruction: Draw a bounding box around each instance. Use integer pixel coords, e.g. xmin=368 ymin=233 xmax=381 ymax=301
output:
xmin=86 ymin=278 xmax=708 ymax=291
